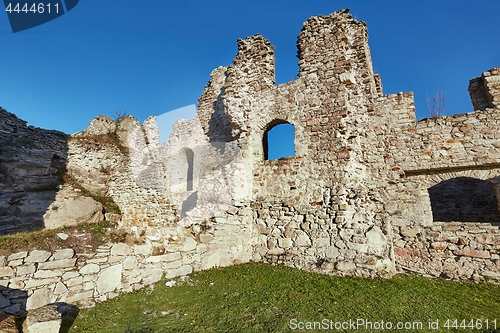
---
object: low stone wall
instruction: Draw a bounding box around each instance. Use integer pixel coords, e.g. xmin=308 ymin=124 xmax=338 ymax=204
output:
xmin=0 ymin=243 xmax=168 ymax=313
xmin=394 ymin=222 xmax=500 ymax=280
xmin=0 ymin=202 xmax=259 ymax=315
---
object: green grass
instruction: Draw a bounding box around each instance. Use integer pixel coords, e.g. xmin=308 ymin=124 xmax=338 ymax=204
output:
xmin=70 ymin=262 xmax=500 ymax=333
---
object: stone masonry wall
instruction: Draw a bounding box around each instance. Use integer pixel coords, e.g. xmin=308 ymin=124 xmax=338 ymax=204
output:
xmin=3 ymin=7 xmax=500 ymax=317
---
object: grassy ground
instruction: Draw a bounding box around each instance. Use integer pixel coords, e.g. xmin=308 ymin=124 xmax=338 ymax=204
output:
xmin=69 ymin=262 xmax=500 ymax=333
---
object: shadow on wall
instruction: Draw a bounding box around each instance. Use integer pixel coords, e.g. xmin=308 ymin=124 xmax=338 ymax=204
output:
xmin=428 ymin=177 xmax=500 ymax=223
xmin=0 ymin=284 xmax=79 ymax=332
xmin=0 ymin=108 xmax=69 ymax=235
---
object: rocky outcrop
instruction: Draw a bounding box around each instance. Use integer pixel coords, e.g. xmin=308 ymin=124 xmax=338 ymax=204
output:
xmin=43 ymin=186 xmax=103 ymax=229
xmin=0 ymin=108 xmax=68 ymax=234
xmin=0 ymin=108 xmax=110 ymax=233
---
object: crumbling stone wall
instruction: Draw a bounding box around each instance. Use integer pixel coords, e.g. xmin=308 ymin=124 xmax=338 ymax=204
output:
xmin=67 ymin=9 xmax=500 ymax=281
xmin=4 ymin=8 xmax=500 ymax=314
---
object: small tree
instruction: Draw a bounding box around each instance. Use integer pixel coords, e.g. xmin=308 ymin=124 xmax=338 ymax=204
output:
xmin=112 ymin=109 xmax=128 ymax=121
xmin=427 ymin=88 xmax=445 ymax=118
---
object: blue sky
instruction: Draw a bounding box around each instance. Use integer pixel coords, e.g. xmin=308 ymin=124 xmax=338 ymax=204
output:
xmin=1 ymin=0 xmax=500 ymax=138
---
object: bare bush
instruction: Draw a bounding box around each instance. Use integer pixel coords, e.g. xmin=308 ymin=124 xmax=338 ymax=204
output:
xmin=112 ymin=109 xmax=128 ymax=121
xmin=427 ymin=88 xmax=445 ymax=118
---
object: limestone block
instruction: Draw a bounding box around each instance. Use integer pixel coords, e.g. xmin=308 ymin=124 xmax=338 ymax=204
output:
xmin=53 ymin=249 xmax=75 ymax=260
xmin=25 ymin=250 xmax=51 ymax=263
xmin=294 ymin=230 xmax=312 ymax=247
xmin=23 ymin=304 xmax=62 ymax=333
xmin=183 ymin=237 xmax=198 ymax=252
xmin=62 ymin=271 xmax=80 ymax=280
xmin=8 ymin=259 xmax=23 ymax=267
xmin=7 ymin=252 xmax=27 ymax=261
xmin=278 ymin=237 xmax=293 ymax=248
xmin=25 ymin=278 xmax=59 ymax=289
xmin=267 ymin=248 xmax=285 ymax=255
xmin=34 ymin=270 xmax=62 ymax=279
xmin=56 ymin=233 xmax=69 ymax=240
xmin=16 ymin=263 xmax=36 ymax=276
xmin=163 ymin=260 xmax=182 ymax=270
xmin=122 ymin=256 xmax=137 ymax=270
xmin=366 ymin=226 xmax=387 ymax=245
xmin=66 ymin=276 xmax=83 ymax=287
xmin=9 ymin=278 xmax=25 ymax=289
xmin=201 ymin=251 xmax=221 ymax=270
xmin=53 ymin=282 xmax=68 ymax=295
xmin=0 ymin=267 xmax=14 ymax=278
xmin=141 ymin=265 xmax=163 ymax=285
xmin=27 ymin=288 xmax=55 ymax=310
xmin=199 ymin=234 xmax=214 ymax=243
xmin=146 ymin=252 xmax=180 ymax=263
xmin=39 ymin=259 xmax=77 ymax=270
xmin=96 ymin=264 xmax=122 ymax=294
xmin=134 ymin=244 xmax=152 ymax=256
xmin=63 ymin=289 xmax=94 ymax=304
xmin=165 ymin=265 xmax=192 ymax=279
xmin=44 ymin=194 xmax=103 ymax=229
xmin=336 ymin=261 xmax=356 ymax=272
xmin=401 ymin=227 xmax=420 ymax=238
xmin=111 ymin=243 xmax=131 ymax=256
xmin=325 ymin=246 xmax=340 ymax=260
xmin=481 ymin=271 xmax=500 ymax=278
xmin=455 ymin=247 xmax=491 ymax=259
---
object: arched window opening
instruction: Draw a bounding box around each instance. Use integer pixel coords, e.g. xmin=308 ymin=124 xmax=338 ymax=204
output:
xmin=263 ymin=121 xmax=295 ymax=160
xmin=428 ymin=177 xmax=500 ymax=222
xmin=185 ymin=148 xmax=194 ymax=191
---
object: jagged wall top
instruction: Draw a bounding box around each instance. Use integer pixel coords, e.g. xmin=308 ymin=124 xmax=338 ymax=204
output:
xmin=296 ymin=9 xmax=377 ymax=97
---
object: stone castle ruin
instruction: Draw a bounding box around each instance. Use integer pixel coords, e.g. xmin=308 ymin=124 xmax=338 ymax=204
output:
xmin=1 ymin=8 xmax=500 ymax=319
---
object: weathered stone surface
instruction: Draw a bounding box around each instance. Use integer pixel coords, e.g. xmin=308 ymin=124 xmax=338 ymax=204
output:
xmin=366 ymin=226 xmax=386 ymax=245
xmin=8 ymin=252 xmax=27 ymax=261
xmin=165 ymin=265 xmax=192 ymax=279
xmin=0 ymin=314 xmax=17 ymax=333
xmin=25 ymin=278 xmax=59 ymax=289
xmin=146 ymin=252 xmax=180 ymax=263
xmin=38 ymin=258 xmax=77 ymax=270
xmin=455 ymin=247 xmax=491 ymax=259
xmin=25 ymin=250 xmax=51 ymax=263
xmin=16 ymin=263 xmax=36 ymax=276
xmin=182 ymin=238 xmax=198 ymax=252
xmin=34 ymin=269 xmax=62 ymax=279
xmin=96 ymin=264 xmax=122 ymax=294
xmin=79 ymin=263 xmax=100 ymax=275
xmin=23 ymin=304 xmax=62 ymax=333
xmin=44 ymin=189 xmax=103 ymax=229
xmin=27 ymin=288 xmax=55 ymax=310
xmin=141 ymin=265 xmax=163 ymax=285
xmin=111 ymin=243 xmax=131 ymax=256
xmin=53 ymin=249 xmax=74 ymax=260
xmin=123 ymin=256 xmax=137 ymax=270
xmin=53 ymin=281 xmax=68 ymax=295
xmin=0 ymin=267 xmax=14 ymax=278
xmin=336 ymin=261 xmax=356 ymax=272
xmin=134 ymin=244 xmax=152 ymax=256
